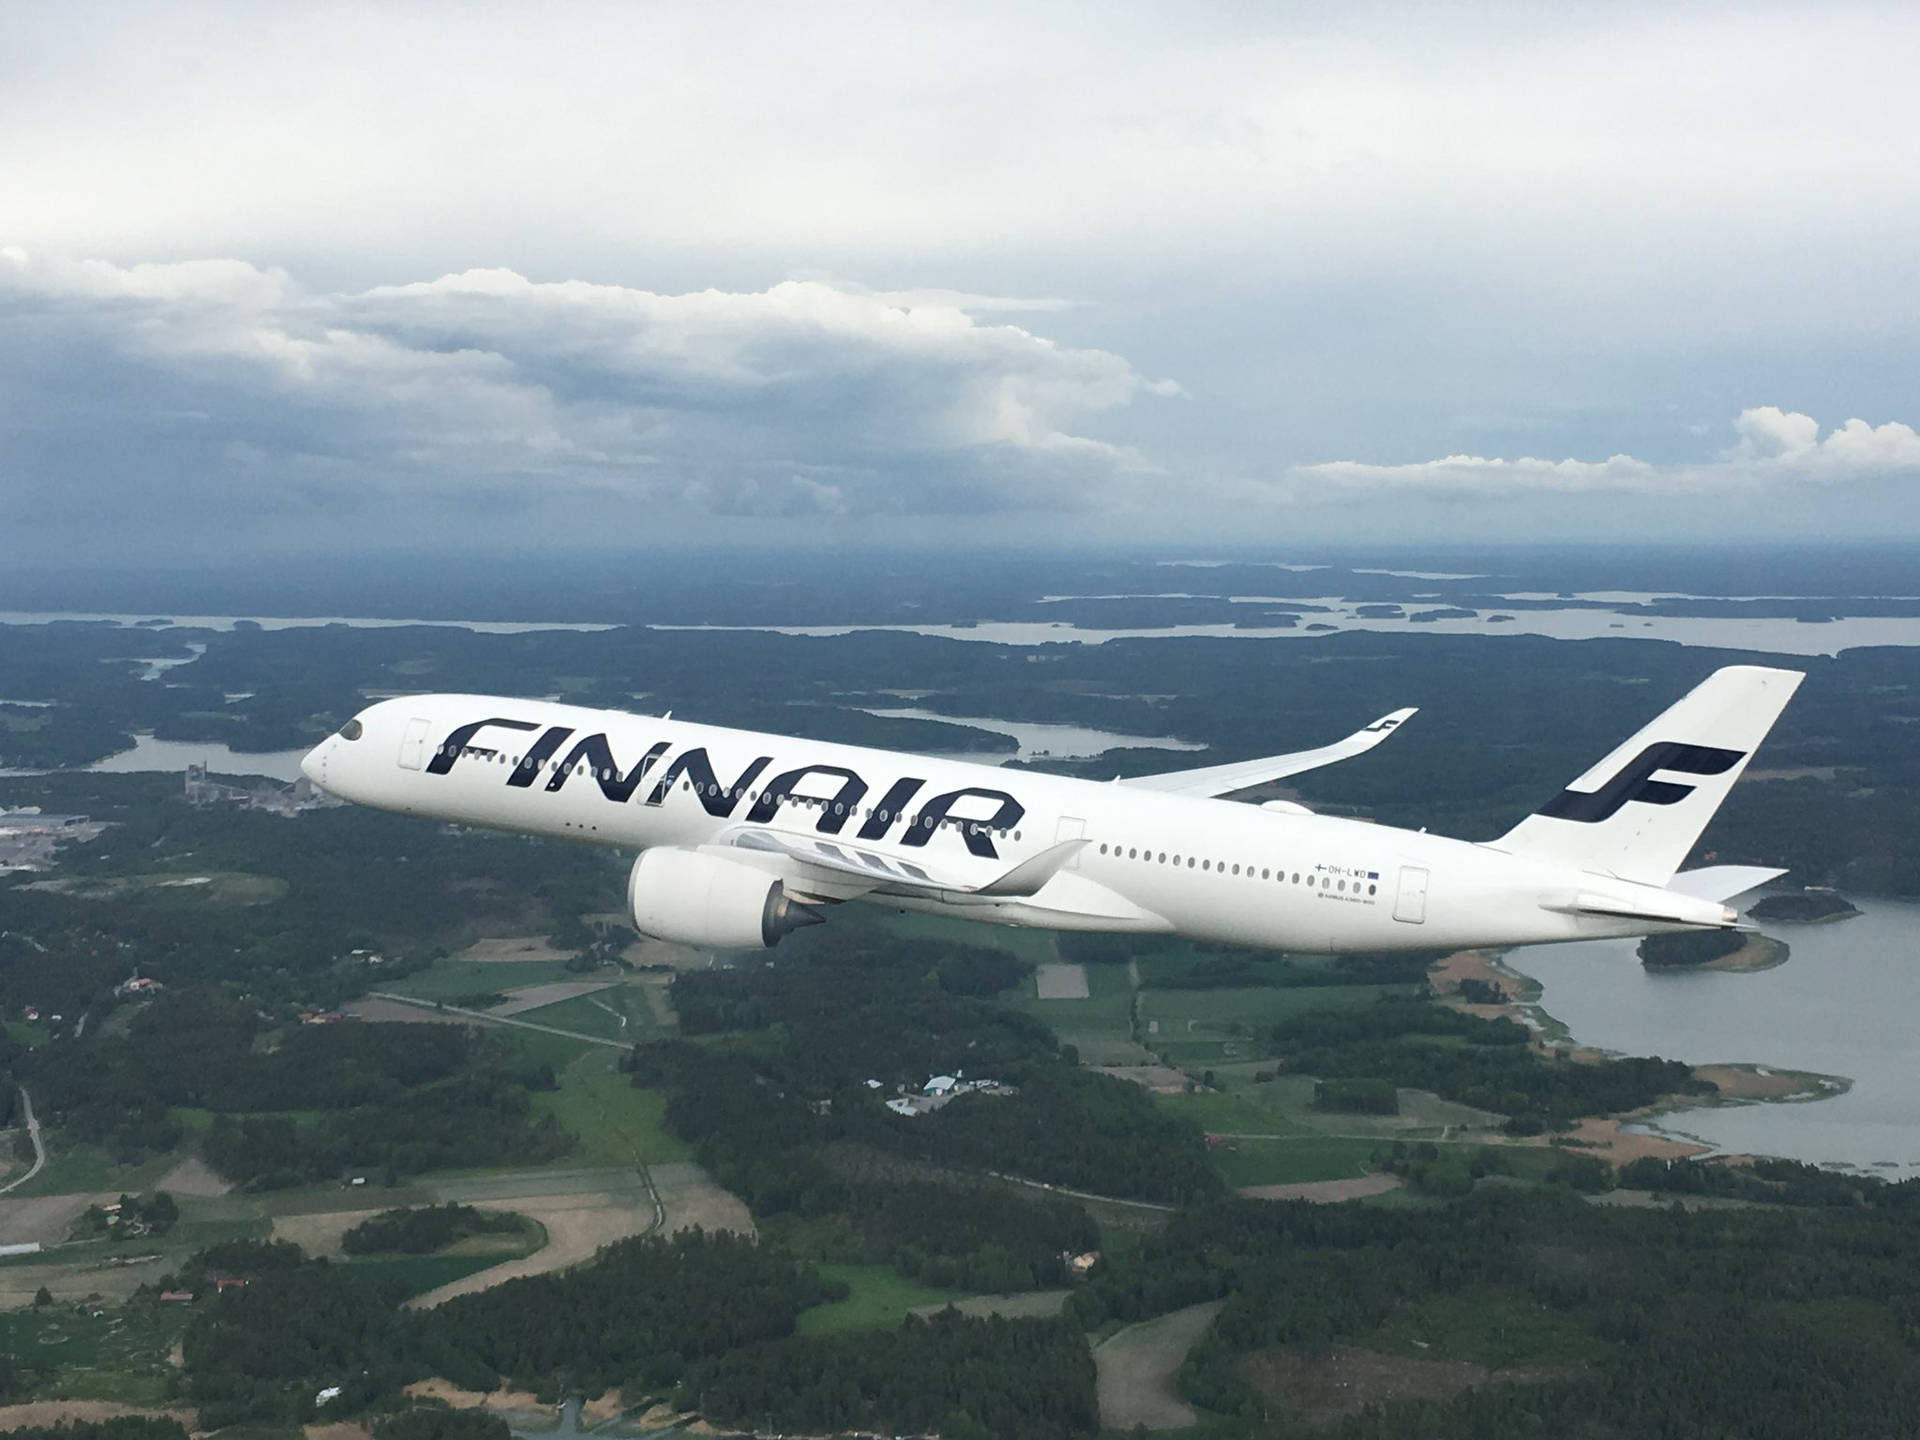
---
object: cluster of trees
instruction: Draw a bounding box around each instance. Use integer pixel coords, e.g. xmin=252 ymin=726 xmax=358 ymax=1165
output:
xmin=897 ymin=1065 xmax=1221 ymax=1206
xmin=73 ymin=1190 xmax=180 ymax=1239
xmin=342 ymin=1204 xmax=525 ymax=1256
xmin=1619 ymin=1154 xmax=1920 ymax=1208
xmin=372 ymin=1409 xmax=510 ymax=1440
xmin=1638 ymin=929 xmax=1747 ymax=967
xmin=1312 ymin=1077 xmax=1399 ymax=1115
xmin=427 ymin=1230 xmax=841 ymax=1395
xmin=1374 ymin=1140 xmax=1611 ymax=1198
xmin=681 ymin=1309 xmax=1097 ymax=1440
xmin=1269 ymin=997 xmax=1710 ymax=1132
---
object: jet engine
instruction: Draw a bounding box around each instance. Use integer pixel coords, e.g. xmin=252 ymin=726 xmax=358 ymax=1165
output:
xmin=627 ymin=847 xmax=823 ymax=950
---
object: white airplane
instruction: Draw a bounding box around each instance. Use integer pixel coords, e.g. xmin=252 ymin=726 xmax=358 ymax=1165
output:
xmin=300 ymin=665 xmax=1801 ymax=955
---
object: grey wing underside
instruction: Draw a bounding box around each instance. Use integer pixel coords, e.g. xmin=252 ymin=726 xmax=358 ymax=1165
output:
xmin=1120 ymin=707 xmax=1417 ymax=799
xmin=723 ymin=827 xmax=1087 ymax=899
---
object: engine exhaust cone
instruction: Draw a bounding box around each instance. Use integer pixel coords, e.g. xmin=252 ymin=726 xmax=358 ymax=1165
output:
xmin=761 ymin=883 xmax=827 ymax=946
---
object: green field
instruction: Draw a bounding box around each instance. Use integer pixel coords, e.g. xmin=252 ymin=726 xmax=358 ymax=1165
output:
xmin=0 ymin=1304 xmax=188 ymax=1404
xmin=1152 ymin=1089 xmax=1311 ymax=1137
xmin=512 ymin=984 xmax=660 ymax=1042
xmin=862 ymin=908 xmax=1059 ymax=965
xmin=531 ymin=1049 xmax=692 ymax=1167
xmin=3 ymin=1137 xmax=179 ymax=1199
xmin=1140 ymin=983 xmax=1413 ymax=1065
xmin=342 ymin=1217 xmax=545 ymax=1298
xmin=386 ymin=957 xmax=582 ymax=1002
xmin=795 ymin=1263 xmax=976 ymax=1335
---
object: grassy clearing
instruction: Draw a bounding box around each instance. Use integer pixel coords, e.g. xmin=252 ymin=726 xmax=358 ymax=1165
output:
xmin=531 ymin=1049 xmax=691 ymax=1167
xmin=795 ymin=1263 xmax=976 ymax=1335
xmin=1003 ymin=958 xmax=1138 ymax=1062
xmin=387 ymin=957 xmax=581 ymax=1002
xmin=864 ymin=908 xmax=1059 ymax=965
xmin=1152 ymin=1090 xmax=1311 ymax=1137
xmin=1140 ymin=983 xmax=1411 ymax=1067
xmin=1210 ymin=1136 xmax=1382 ymax=1188
xmin=498 ymin=1027 xmax=597 ymax=1073
xmin=342 ymin=1216 xmax=544 ymax=1300
xmin=0 ymin=1304 xmax=187 ymax=1404
xmin=511 ymin=985 xmax=658 ymax=1042
xmin=5 ymin=1138 xmax=178 ymax=1199
xmin=1364 ymin=1286 xmax=1613 ymax=1368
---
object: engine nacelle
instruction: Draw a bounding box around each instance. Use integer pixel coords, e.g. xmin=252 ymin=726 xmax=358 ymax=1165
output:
xmin=627 ymin=847 xmax=823 ymax=950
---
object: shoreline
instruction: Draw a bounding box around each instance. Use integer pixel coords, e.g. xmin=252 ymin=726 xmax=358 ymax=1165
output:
xmin=1429 ymin=947 xmax=1852 ymax=1168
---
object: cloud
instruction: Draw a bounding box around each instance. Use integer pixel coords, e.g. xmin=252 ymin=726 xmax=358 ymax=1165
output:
xmin=0 ymin=250 xmax=1173 ymax=524
xmin=1293 ymin=409 xmax=1920 ymax=496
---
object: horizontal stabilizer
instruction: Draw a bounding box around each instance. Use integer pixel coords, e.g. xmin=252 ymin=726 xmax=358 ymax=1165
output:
xmin=1666 ymin=866 xmax=1787 ymax=903
xmin=1125 ymin=707 xmax=1416 ymax=798
xmin=1541 ymin=888 xmax=1737 ymax=929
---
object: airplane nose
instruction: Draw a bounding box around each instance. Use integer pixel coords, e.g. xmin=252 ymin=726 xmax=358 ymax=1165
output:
xmin=300 ymin=740 xmax=328 ymax=787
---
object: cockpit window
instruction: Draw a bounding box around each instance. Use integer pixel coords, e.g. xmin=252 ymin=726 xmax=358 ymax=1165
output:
xmin=338 ymin=718 xmax=365 ymax=741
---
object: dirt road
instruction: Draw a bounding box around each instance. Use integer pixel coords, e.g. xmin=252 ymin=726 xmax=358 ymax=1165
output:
xmin=1093 ymin=1300 xmax=1224 ymax=1431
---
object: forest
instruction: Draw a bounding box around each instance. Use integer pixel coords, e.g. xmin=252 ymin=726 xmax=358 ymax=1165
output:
xmin=645 ymin=920 xmax=1221 ymax=1206
xmin=21 ymin=994 xmax=572 ymax=1182
xmin=1073 ymin=1187 xmax=1920 ymax=1439
xmin=162 ymin=1227 xmax=1093 ymax=1438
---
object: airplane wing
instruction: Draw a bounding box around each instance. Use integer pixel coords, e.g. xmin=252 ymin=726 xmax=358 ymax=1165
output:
xmin=722 ymin=828 xmax=1088 ymax=899
xmin=1121 ymin=707 xmax=1417 ymax=799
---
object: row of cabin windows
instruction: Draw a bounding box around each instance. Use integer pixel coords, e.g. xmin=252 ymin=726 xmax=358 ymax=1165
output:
xmin=1094 ymin=841 xmax=1378 ymax=896
xmin=452 ymin=747 xmax=1024 ymax=840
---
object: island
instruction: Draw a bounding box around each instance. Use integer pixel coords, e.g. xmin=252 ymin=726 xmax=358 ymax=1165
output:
xmin=1748 ymin=889 xmax=1862 ymax=923
xmin=1638 ymin=929 xmax=1790 ymax=971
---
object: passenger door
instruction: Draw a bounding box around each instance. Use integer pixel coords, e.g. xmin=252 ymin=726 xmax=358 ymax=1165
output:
xmin=1393 ymin=865 xmax=1429 ymax=924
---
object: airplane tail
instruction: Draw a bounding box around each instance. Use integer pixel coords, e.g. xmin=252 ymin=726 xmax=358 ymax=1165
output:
xmin=1495 ymin=665 xmax=1803 ymax=886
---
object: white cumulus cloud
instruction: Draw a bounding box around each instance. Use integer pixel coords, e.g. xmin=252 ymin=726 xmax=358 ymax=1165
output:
xmin=0 ymin=250 xmax=1172 ymax=525
xmin=1294 ymin=409 xmax=1920 ymax=496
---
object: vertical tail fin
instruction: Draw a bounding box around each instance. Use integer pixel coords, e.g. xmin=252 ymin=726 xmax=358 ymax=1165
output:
xmin=1495 ymin=665 xmax=1803 ymax=885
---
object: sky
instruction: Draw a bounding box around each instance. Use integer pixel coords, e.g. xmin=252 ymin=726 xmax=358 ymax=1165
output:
xmin=4 ymin=0 xmax=1919 ymax=562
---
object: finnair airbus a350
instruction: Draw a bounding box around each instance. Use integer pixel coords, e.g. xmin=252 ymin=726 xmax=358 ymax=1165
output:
xmin=301 ymin=666 xmax=1801 ymax=955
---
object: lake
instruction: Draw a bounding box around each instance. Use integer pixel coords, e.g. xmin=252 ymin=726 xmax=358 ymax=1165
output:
xmin=1505 ymin=897 xmax=1920 ymax=1174
xmin=87 ymin=735 xmax=311 ymax=783
xmin=657 ymin=605 xmax=1920 ymax=656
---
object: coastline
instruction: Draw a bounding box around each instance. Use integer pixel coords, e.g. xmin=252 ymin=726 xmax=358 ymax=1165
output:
xmin=1430 ymin=946 xmax=1851 ymax=1167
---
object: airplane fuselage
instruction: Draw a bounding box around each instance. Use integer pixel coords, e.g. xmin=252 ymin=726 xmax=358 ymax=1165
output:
xmin=303 ymin=695 xmax=1736 ymax=954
